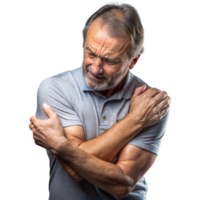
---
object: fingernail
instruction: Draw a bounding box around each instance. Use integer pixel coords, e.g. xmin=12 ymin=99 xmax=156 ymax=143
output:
xmin=43 ymin=103 xmax=47 ymax=108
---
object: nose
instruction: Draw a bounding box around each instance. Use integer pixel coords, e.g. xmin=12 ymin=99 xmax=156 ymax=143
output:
xmin=91 ymin=57 xmax=104 ymax=74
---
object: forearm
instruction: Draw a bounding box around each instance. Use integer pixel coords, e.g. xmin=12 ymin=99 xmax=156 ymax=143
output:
xmin=79 ymin=114 xmax=142 ymax=161
xmin=56 ymin=155 xmax=83 ymax=182
xmin=56 ymin=114 xmax=142 ymax=182
xmin=56 ymin=138 xmax=118 ymax=182
xmin=53 ymin=139 xmax=132 ymax=199
xmin=58 ymin=114 xmax=142 ymax=182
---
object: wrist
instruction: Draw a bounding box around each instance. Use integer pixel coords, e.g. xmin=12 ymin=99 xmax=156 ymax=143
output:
xmin=52 ymin=137 xmax=70 ymax=155
xmin=124 ymin=113 xmax=143 ymax=132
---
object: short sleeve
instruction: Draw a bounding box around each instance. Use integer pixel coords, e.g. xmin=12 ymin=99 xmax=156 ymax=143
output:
xmin=36 ymin=78 xmax=83 ymax=127
xmin=128 ymin=110 xmax=170 ymax=156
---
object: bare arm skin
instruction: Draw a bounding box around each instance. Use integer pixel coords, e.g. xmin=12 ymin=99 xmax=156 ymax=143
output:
xmin=27 ymin=85 xmax=172 ymax=199
xmin=56 ymin=115 xmax=143 ymax=182
xmin=54 ymin=87 xmax=170 ymax=182
xmin=52 ymin=136 xmax=156 ymax=199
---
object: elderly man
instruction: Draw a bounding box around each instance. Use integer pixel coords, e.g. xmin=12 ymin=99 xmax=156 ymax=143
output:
xmin=29 ymin=4 xmax=170 ymax=200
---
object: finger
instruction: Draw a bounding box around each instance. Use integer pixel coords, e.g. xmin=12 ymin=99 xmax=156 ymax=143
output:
xmin=30 ymin=116 xmax=38 ymax=124
xmin=27 ymin=123 xmax=33 ymax=131
xmin=144 ymin=87 xmax=160 ymax=98
xmin=43 ymin=103 xmax=56 ymax=118
xmin=160 ymin=105 xmax=170 ymax=119
xmin=132 ymin=84 xmax=146 ymax=97
xmin=140 ymin=84 xmax=147 ymax=94
xmin=157 ymin=96 xmax=171 ymax=111
xmin=153 ymin=91 xmax=168 ymax=105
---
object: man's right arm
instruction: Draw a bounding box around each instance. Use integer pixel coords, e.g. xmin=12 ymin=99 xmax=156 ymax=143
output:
xmin=57 ymin=86 xmax=170 ymax=181
xmin=66 ymin=113 xmax=143 ymax=162
xmin=58 ymin=113 xmax=142 ymax=181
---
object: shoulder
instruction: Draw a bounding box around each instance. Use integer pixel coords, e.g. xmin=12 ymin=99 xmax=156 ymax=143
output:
xmin=38 ymin=67 xmax=83 ymax=96
xmin=36 ymin=73 xmax=69 ymax=107
xmin=38 ymin=71 xmax=69 ymax=89
xmin=127 ymin=71 xmax=153 ymax=92
xmin=130 ymin=72 xmax=151 ymax=90
xmin=36 ymin=68 xmax=84 ymax=121
xmin=38 ymin=77 xmax=55 ymax=91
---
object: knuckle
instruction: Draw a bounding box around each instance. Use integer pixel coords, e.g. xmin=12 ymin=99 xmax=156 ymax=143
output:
xmin=161 ymin=90 xmax=167 ymax=96
xmin=52 ymin=113 xmax=57 ymax=118
xmin=161 ymin=92 xmax=166 ymax=99
xmin=151 ymin=87 xmax=159 ymax=92
xmin=143 ymin=93 xmax=148 ymax=99
xmin=31 ymin=127 xmax=34 ymax=132
xmin=154 ymin=87 xmax=160 ymax=93
xmin=150 ymin=99 xmax=156 ymax=106
xmin=166 ymin=97 xmax=171 ymax=104
xmin=142 ymin=93 xmax=149 ymax=100
xmin=34 ymin=121 xmax=41 ymax=128
xmin=156 ymin=115 xmax=160 ymax=121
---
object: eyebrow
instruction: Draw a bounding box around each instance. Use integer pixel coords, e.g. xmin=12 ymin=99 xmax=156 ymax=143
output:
xmin=85 ymin=46 xmax=121 ymax=62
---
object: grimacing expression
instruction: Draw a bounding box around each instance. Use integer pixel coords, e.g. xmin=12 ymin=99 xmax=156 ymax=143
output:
xmin=82 ymin=18 xmax=132 ymax=91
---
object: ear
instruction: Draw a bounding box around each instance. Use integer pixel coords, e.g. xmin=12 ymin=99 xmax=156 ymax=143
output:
xmin=129 ymin=54 xmax=141 ymax=69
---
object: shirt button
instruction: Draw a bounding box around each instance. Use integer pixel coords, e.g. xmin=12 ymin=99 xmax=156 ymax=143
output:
xmin=98 ymin=96 xmax=101 ymax=99
xmin=103 ymin=116 xmax=107 ymax=121
xmin=104 ymin=102 xmax=107 ymax=106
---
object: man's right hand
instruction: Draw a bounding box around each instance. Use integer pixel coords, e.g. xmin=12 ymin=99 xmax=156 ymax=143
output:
xmin=129 ymin=84 xmax=171 ymax=129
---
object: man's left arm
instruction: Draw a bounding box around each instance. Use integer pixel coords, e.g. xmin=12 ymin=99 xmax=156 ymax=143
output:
xmin=51 ymin=137 xmax=156 ymax=200
xmin=31 ymin=104 xmax=170 ymax=199
xmin=55 ymin=111 xmax=170 ymax=196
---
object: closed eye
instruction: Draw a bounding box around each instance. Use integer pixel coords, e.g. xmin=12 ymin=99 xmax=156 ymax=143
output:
xmin=103 ymin=58 xmax=121 ymax=65
xmin=106 ymin=61 xmax=117 ymax=65
xmin=88 ymin=53 xmax=119 ymax=65
xmin=88 ymin=53 xmax=96 ymax=58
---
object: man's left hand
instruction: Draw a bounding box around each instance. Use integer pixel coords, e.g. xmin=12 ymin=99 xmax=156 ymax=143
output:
xmin=29 ymin=103 xmax=65 ymax=151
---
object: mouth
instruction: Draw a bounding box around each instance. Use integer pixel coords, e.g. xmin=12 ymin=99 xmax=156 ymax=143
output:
xmin=89 ymin=72 xmax=105 ymax=81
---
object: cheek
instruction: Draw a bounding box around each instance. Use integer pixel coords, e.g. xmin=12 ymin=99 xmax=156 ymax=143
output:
xmin=82 ymin=57 xmax=91 ymax=71
xmin=85 ymin=57 xmax=92 ymax=64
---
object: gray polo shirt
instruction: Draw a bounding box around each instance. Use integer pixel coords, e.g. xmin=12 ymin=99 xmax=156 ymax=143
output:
xmin=36 ymin=67 xmax=169 ymax=200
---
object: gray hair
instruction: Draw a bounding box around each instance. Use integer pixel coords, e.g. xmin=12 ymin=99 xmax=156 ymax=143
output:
xmin=83 ymin=3 xmax=144 ymax=59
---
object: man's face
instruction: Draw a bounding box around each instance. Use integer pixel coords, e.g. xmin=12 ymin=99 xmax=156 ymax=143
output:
xmin=82 ymin=18 xmax=131 ymax=91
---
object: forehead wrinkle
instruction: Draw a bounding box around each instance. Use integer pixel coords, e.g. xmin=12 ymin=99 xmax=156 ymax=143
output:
xmin=95 ymin=35 xmax=110 ymax=58
xmin=104 ymin=40 xmax=130 ymax=60
xmin=87 ymin=26 xmax=116 ymax=54
xmin=86 ymin=46 xmax=122 ymax=60
xmin=89 ymin=35 xmax=128 ymax=60
xmin=86 ymin=18 xmax=130 ymax=60
xmin=98 ymin=26 xmax=131 ymax=59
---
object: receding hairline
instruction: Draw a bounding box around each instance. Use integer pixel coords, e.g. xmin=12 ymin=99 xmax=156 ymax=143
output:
xmin=82 ymin=4 xmax=144 ymax=59
xmin=88 ymin=10 xmax=131 ymax=40
xmin=84 ymin=13 xmax=131 ymax=61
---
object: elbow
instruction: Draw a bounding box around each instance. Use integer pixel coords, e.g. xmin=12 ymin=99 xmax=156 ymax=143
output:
xmin=112 ymin=180 xmax=135 ymax=200
xmin=112 ymin=186 xmax=131 ymax=200
xmin=74 ymin=176 xmax=83 ymax=182
xmin=72 ymin=173 xmax=83 ymax=182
